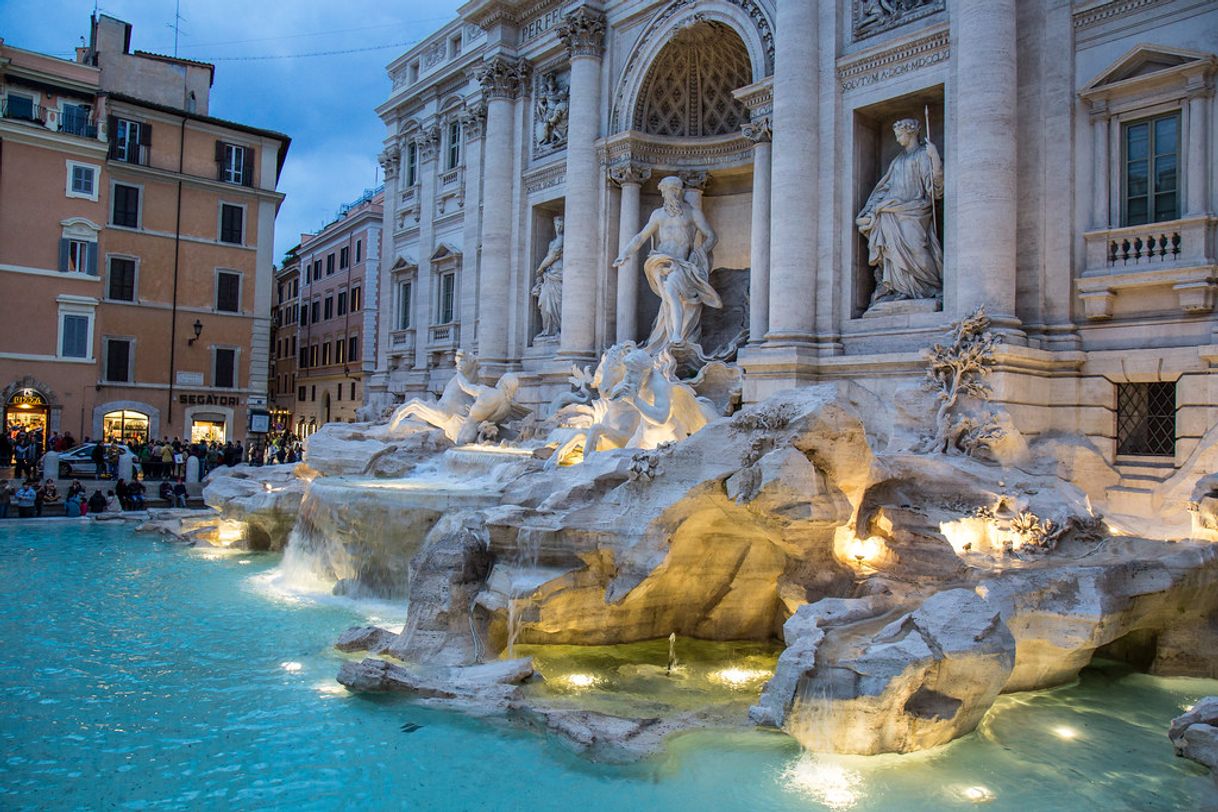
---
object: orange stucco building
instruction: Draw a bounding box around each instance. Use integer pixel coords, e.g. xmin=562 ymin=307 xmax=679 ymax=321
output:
xmin=0 ymin=15 xmax=289 ymax=448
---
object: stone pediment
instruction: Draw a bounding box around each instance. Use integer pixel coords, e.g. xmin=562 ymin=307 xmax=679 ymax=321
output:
xmin=390 ymin=255 xmax=418 ymax=272
xmin=1081 ymin=44 xmax=1216 ymax=98
xmin=430 ymin=243 xmax=462 ymax=263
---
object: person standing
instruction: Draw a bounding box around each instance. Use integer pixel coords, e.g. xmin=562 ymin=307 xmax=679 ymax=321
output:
xmin=0 ymin=479 xmax=12 ymax=519
xmin=91 ymin=442 xmax=106 ymax=479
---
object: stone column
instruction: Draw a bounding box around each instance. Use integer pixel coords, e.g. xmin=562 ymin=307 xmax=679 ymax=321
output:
xmin=609 ymin=163 xmax=650 ymax=344
xmin=1185 ymin=80 xmax=1211 ymax=217
xmin=412 ymin=126 xmax=440 ymax=371
xmin=765 ymin=0 xmax=817 ymax=344
xmin=1089 ymin=102 xmax=1110 ymax=229
xmin=556 ymin=8 xmax=606 ymax=359
xmin=375 ymin=142 xmax=400 ymax=378
xmin=475 ymin=58 xmax=528 ymax=364
xmin=458 ymin=105 xmax=486 ymax=351
xmin=743 ymin=116 xmax=772 ymax=343
xmin=953 ymin=0 xmax=1020 ymax=329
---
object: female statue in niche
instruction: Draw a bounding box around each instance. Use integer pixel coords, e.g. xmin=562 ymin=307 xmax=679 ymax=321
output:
xmin=856 ymin=117 xmax=944 ymax=305
xmin=532 ymin=215 xmax=564 ymax=339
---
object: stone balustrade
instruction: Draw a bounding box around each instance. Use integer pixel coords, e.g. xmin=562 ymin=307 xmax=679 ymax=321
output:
xmin=429 ymin=323 xmax=460 ymax=349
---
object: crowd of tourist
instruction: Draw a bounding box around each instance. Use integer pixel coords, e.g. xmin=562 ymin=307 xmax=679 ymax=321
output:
xmin=0 ymin=428 xmax=305 ymax=520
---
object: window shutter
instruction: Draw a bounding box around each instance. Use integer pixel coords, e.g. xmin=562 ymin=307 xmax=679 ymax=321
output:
xmin=215 ymin=140 xmax=226 ymax=180
xmin=139 ymin=122 xmax=152 ymax=147
xmin=242 ymin=147 xmax=255 ymax=187
xmin=59 ymin=239 xmax=70 ymax=272
xmin=107 ymin=116 xmax=118 ymax=159
xmin=86 ymin=242 xmax=98 ymax=277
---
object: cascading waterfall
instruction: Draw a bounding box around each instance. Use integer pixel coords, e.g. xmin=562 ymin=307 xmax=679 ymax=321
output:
xmin=505 ymin=530 xmax=542 ymax=659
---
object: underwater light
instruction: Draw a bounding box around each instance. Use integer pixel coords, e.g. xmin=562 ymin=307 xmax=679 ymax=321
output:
xmin=558 ymin=672 xmax=600 ymax=689
xmin=961 ymin=785 xmax=995 ymax=803
xmin=781 ymin=755 xmax=863 ymax=810
xmin=216 ymin=520 xmax=245 ymax=546
xmin=1052 ymin=725 xmax=1079 ymax=740
xmin=280 ymin=661 xmax=303 ymax=673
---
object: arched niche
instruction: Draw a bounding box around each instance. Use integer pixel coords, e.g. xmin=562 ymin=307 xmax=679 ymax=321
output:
xmin=610 ymin=1 xmax=774 ymax=135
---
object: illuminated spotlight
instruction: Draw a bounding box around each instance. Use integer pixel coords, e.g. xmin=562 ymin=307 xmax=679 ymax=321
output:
xmin=238 ymin=559 xmax=252 ymax=565
xmin=780 ymin=755 xmax=864 ymax=810
xmin=709 ymin=667 xmax=771 ymax=688
xmin=280 ymin=661 xmax=303 ymax=673
xmin=1052 ymin=725 xmax=1079 ymax=740
xmin=314 ymin=681 xmax=348 ymax=697
xmin=961 ymin=785 xmax=995 ymax=803
xmin=558 ymin=673 xmax=600 ymax=689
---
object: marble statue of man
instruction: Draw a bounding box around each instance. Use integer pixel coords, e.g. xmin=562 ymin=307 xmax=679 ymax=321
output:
xmin=531 ymin=215 xmax=564 ymax=339
xmin=856 ymin=117 xmax=944 ymax=304
xmin=613 ymin=175 xmax=721 ymax=354
xmin=536 ymin=73 xmax=569 ymax=148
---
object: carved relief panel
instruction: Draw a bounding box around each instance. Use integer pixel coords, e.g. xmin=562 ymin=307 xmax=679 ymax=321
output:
xmin=853 ymin=0 xmax=945 ymax=41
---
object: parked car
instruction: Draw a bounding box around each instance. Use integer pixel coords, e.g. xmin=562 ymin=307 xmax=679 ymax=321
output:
xmin=47 ymin=444 xmax=139 ymax=479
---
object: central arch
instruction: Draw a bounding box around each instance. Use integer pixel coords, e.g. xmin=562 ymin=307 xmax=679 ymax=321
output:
xmin=633 ymin=21 xmax=752 ymax=138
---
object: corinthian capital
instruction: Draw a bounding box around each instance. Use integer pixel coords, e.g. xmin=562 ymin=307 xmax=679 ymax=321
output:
xmin=742 ymin=115 xmax=772 ymax=143
xmin=608 ymin=163 xmax=651 ymax=187
xmin=557 ymin=8 xmax=606 ymax=59
xmin=476 ymin=56 xmax=531 ymax=100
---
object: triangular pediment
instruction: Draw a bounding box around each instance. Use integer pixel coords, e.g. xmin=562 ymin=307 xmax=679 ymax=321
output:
xmin=390 ymin=255 xmax=417 ymax=271
xmin=1084 ymin=44 xmax=1213 ymax=92
xmin=430 ymin=242 xmax=461 ymax=262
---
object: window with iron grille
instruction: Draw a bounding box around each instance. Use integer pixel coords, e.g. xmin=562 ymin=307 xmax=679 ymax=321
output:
xmin=1116 ymin=382 xmax=1176 ymax=456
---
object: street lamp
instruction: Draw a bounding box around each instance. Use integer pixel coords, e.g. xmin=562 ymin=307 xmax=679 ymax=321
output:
xmin=187 ymin=319 xmax=203 ymax=346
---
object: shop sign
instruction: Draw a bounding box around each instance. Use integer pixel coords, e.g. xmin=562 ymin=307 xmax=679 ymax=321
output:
xmin=176 ymin=371 xmax=204 ymax=386
xmin=179 ymin=393 xmax=240 ymax=406
xmin=7 ymin=389 xmax=47 ymax=408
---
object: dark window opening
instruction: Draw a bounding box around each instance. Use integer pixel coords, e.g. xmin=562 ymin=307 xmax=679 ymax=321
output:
xmin=1116 ymin=382 xmax=1176 ymax=456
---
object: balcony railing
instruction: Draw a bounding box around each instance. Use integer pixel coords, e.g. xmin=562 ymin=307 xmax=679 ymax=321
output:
xmin=389 ymin=328 xmax=416 ymax=355
xmin=428 ymin=323 xmax=459 ymax=348
xmin=1 ymin=99 xmax=99 ymax=139
xmin=1079 ymin=215 xmax=1217 ymax=319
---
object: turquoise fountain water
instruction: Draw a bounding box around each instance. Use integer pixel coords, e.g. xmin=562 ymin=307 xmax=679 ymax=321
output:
xmin=1 ymin=522 xmax=1216 ymax=811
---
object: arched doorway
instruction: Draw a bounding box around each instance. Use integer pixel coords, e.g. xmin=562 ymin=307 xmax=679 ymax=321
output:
xmin=4 ymin=388 xmax=50 ymax=452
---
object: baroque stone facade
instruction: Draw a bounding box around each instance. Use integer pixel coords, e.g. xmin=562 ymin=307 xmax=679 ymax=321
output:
xmin=368 ymin=0 xmax=1218 ymax=497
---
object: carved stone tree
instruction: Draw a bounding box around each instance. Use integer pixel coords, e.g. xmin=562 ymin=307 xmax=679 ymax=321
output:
xmin=919 ymin=307 xmax=1003 ymax=455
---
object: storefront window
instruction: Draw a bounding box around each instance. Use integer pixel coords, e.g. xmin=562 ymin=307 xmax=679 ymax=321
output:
xmin=5 ymin=389 xmax=50 ymax=452
xmin=191 ymin=419 xmax=226 ymax=444
xmin=102 ymin=409 xmax=149 ymax=444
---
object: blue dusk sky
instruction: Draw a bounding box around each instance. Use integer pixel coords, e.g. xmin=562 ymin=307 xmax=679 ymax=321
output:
xmin=1 ymin=0 xmax=464 ymax=261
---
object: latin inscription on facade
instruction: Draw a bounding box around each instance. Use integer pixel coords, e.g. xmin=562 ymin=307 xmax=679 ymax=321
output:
xmin=520 ymin=7 xmax=565 ymax=45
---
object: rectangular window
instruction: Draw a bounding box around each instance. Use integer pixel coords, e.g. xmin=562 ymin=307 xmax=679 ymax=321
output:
xmin=326 ymin=254 xmax=335 ymax=276
xmin=112 ymin=184 xmax=140 ymax=228
xmin=337 ymin=382 xmax=342 ymax=402
xmin=113 ymin=118 xmax=146 ymax=164
xmin=398 ymin=281 xmax=413 ymax=330
xmin=60 ymin=314 xmax=89 ymax=358
xmin=311 ymin=300 xmax=320 ymax=323
xmin=215 ymin=141 xmax=255 ymax=186
xmin=214 ymin=348 xmax=236 ymax=388
xmin=278 ymin=283 xmax=285 ymax=304
xmin=300 ymin=304 xmax=308 ymax=327
xmin=351 ymin=286 xmax=362 ymax=312
xmin=351 ymin=381 xmax=356 ymax=401
xmin=291 ymin=335 xmax=296 ymax=354
xmin=447 ymin=121 xmax=462 ymax=170
xmin=299 ymin=347 xmax=308 ymax=368
xmin=340 ymin=246 xmax=350 ymax=269
xmin=438 ymin=273 xmax=455 ymax=323
xmin=1124 ymin=113 xmax=1179 ymax=227
xmin=298 ymin=386 xmax=306 ymax=401
xmin=349 ymin=335 xmax=359 ymax=362
xmin=311 ymin=385 xmax=317 ymax=402
xmin=355 ymin=240 xmax=362 ymax=263
xmin=337 ymin=291 xmax=347 ymax=316
xmin=5 ymin=92 xmax=35 ymax=120
xmin=310 ymin=344 xmax=318 ymax=367
xmin=1116 ymin=382 xmax=1176 ymax=457
xmin=322 ymin=343 xmax=331 ymax=366
xmin=335 ymin=338 xmax=345 ymax=364
xmin=61 ymin=102 xmax=93 ymax=137
xmin=216 ymin=272 xmax=241 ymax=313
xmin=104 ymin=338 xmax=132 ymax=383
xmin=63 ymin=239 xmax=89 ymax=274
xmin=220 ymin=204 xmax=243 ymax=244
xmin=108 ymin=258 xmax=136 ymax=301
xmin=67 ymin=162 xmax=97 ymax=199
xmin=324 ymin=296 xmax=334 ymax=320
xmin=406 ymin=142 xmax=418 ymax=186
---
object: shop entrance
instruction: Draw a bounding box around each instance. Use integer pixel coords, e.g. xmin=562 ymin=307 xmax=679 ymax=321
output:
xmin=190 ymin=414 xmax=227 ymax=444
xmin=103 ymin=410 xmax=149 ymax=444
xmin=4 ymin=388 xmax=49 ymax=452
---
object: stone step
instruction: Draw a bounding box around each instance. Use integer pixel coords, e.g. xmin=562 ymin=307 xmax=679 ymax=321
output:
xmin=1105 ymin=484 xmax=1157 ymax=516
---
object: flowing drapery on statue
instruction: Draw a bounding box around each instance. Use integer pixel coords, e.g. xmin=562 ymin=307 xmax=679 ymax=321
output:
xmin=613 ymin=176 xmax=721 ymax=357
xmin=531 ymin=215 xmax=564 ymax=340
xmin=856 ymin=118 xmax=944 ymax=304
